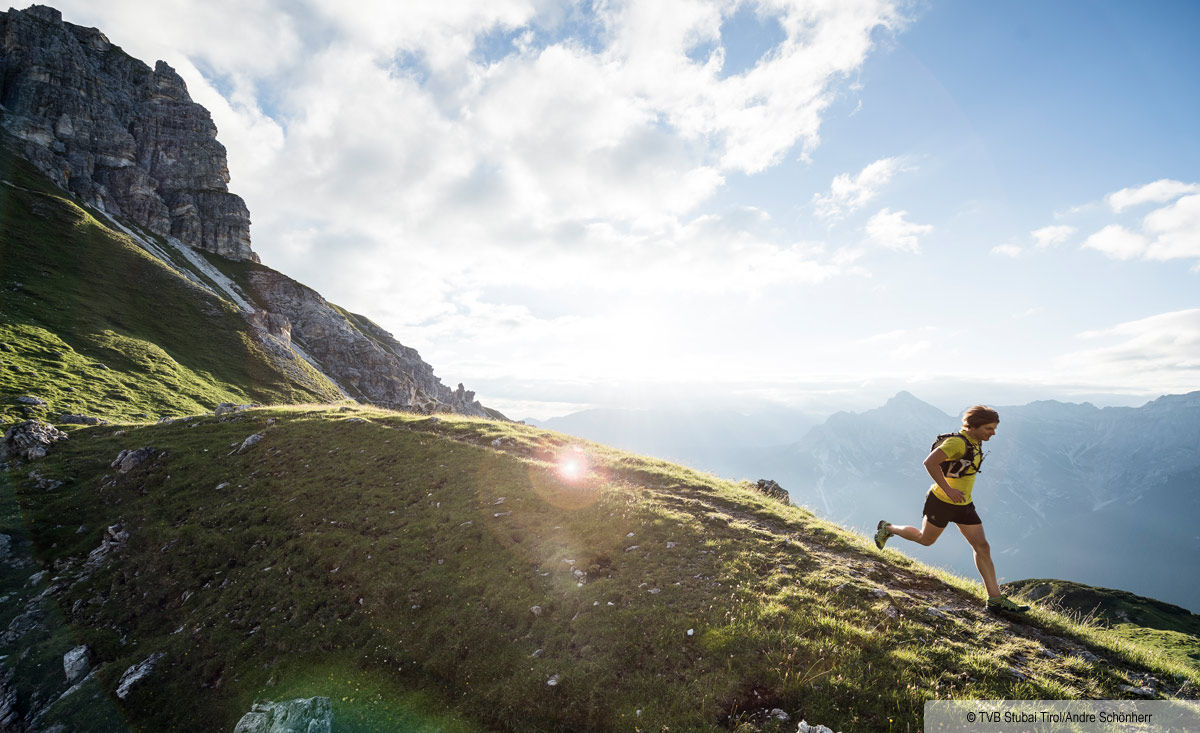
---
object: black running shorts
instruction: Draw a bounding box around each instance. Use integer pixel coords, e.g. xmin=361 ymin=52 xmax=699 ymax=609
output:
xmin=923 ymin=491 xmax=982 ymax=528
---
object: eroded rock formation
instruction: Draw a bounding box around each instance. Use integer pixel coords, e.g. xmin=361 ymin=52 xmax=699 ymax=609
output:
xmin=0 ymin=5 xmax=256 ymax=260
xmin=248 ymin=268 xmax=491 ymax=417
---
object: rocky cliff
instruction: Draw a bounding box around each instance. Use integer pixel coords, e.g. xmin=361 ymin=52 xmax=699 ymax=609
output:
xmin=1 ymin=4 xmax=499 ymax=419
xmin=0 ymin=5 xmax=254 ymax=260
xmin=245 ymin=267 xmax=492 ymax=417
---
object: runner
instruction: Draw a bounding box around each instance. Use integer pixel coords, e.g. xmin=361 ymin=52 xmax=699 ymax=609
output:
xmin=873 ymin=405 xmax=1029 ymax=614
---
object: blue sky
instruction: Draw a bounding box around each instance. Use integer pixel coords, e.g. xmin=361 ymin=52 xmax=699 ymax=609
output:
xmin=52 ymin=0 xmax=1200 ymax=418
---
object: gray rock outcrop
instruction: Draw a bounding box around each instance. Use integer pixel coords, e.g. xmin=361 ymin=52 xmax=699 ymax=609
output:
xmin=63 ymin=645 xmax=90 ymax=684
xmin=233 ymin=697 xmax=333 ymax=733
xmin=752 ymin=479 xmax=790 ymax=505
xmin=83 ymin=523 xmax=129 ymax=573
xmin=2 ymin=419 xmax=68 ymax=460
xmin=0 ymin=668 xmax=20 ymax=730
xmin=111 ymin=447 xmax=156 ymax=473
xmin=247 ymin=268 xmax=491 ymax=416
xmin=0 ymin=5 xmax=256 ymax=260
xmin=115 ymin=652 xmax=164 ymax=699
xmin=237 ymin=432 xmax=264 ymax=452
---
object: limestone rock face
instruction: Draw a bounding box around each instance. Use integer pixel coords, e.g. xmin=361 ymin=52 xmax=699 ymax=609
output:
xmin=234 ymin=697 xmax=333 ymax=733
xmin=0 ymin=5 xmax=256 ymax=260
xmin=247 ymin=268 xmax=491 ymax=417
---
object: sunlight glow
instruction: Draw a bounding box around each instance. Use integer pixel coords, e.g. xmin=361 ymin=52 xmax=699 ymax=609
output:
xmin=557 ymin=447 xmax=589 ymax=483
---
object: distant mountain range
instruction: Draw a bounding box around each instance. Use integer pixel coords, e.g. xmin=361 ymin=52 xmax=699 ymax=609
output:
xmin=524 ymin=406 xmax=815 ymax=475
xmin=541 ymin=391 xmax=1200 ymax=612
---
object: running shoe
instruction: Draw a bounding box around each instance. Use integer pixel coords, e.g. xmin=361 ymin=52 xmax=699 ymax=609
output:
xmin=986 ymin=595 xmax=1031 ymax=614
xmin=874 ymin=520 xmax=891 ymax=550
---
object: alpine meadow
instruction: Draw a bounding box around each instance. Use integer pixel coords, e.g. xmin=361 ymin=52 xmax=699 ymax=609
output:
xmin=3 ymin=3 xmax=1200 ymax=732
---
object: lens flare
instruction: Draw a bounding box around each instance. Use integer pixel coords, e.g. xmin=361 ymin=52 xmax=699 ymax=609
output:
xmin=557 ymin=447 xmax=589 ymax=482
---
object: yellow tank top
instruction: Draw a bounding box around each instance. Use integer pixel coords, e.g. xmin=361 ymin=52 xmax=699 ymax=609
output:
xmin=929 ymin=432 xmax=982 ymax=505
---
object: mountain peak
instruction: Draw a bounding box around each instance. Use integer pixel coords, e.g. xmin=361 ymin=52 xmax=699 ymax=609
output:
xmin=880 ymin=391 xmax=948 ymax=419
xmin=0 ymin=5 xmax=255 ymax=260
xmin=885 ymin=390 xmax=925 ymax=407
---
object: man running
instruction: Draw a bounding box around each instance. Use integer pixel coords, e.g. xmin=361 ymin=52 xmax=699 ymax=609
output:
xmin=873 ymin=405 xmax=1029 ymax=614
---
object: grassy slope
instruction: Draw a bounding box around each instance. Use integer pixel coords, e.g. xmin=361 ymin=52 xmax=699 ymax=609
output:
xmin=1007 ymin=579 xmax=1200 ymax=671
xmin=3 ymin=408 xmax=1197 ymax=732
xmin=0 ymin=139 xmax=343 ymax=425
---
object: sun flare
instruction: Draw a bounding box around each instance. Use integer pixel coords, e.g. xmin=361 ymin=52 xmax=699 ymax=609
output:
xmin=557 ymin=447 xmax=589 ymax=482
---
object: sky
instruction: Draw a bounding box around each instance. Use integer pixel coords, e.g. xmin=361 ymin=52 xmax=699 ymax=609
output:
xmin=50 ymin=0 xmax=1200 ymax=419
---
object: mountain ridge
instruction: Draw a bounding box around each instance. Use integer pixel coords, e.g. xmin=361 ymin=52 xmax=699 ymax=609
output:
xmin=754 ymin=390 xmax=1200 ymax=613
xmin=539 ymin=391 xmax=1200 ymax=613
xmin=2 ymin=406 xmax=1197 ymax=731
xmin=1 ymin=4 xmax=496 ymax=420
xmin=1 ymin=6 xmax=1198 ymax=730
xmin=0 ymin=5 xmax=254 ymax=261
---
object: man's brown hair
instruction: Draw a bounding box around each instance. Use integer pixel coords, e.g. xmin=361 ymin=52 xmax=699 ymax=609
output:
xmin=963 ymin=405 xmax=999 ymax=428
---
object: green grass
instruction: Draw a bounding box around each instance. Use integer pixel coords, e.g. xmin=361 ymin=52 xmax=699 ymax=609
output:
xmin=1007 ymin=578 xmax=1200 ymax=671
xmin=4 ymin=406 xmax=1196 ymax=732
xmin=0 ymin=138 xmax=343 ymax=424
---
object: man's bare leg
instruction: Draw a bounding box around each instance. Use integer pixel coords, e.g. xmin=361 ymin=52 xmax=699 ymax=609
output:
xmin=957 ymin=522 xmax=1002 ymax=598
xmin=885 ymin=516 xmax=945 ymax=547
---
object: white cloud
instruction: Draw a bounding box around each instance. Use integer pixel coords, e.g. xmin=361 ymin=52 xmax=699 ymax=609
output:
xmin=1143 ymin=193 xmax=1200 ymax=261
xmin=1106 ymin=179 xmax=1200 ymax=213
xmin=990 ymin=244 xmax=1022 ymax=258
xmin=1082 ymin=224 xmax=1148 ymax=260
xmin=865 ymin=208 xmax=931 ymax=254
xmin=812 ymin=156 xmax=907 ymax=220
xmin=48 ymin=1 xmax=922 ymax=403
xmin=1031 ymin=224 xmax=1075 ymax=248
xmin=1057 ymin=309 xmax=1200 ymax=393
xmin=56 ymin=0 xmax=907 ymax=272
xmin=1082 ymin=193 xmax=1200 ymax=264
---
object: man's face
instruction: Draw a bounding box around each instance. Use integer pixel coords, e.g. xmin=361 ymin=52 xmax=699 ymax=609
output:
xmin=968 ymin=422 xmax=998 ymax=441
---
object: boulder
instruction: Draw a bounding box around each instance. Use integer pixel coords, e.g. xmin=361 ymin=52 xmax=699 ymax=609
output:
xmin=238 ymin=433 xmax=265 ymax=452
xmin=233 ymin=697 xmax=333 ymax=733
xmin=63 ymin=645 xmax=91 ymax=684
xmin=752 ymin=479 xmax=790 ymax=505
xmin=111 ymin=447 xmax=156 ymax=473
xmin=15 ymin=395 xmax=46 ymax=405
xmin=116 ymin=653 xmax=165 ymax=699
xmin=3 ymin=606 xmax=45 ymax=644
xmin=2 ymin=420 xmax=68 ymax=460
